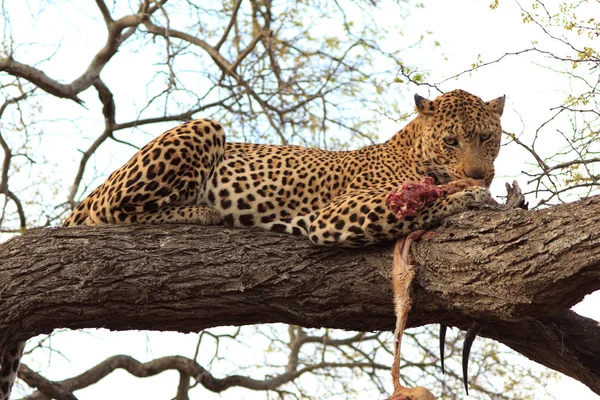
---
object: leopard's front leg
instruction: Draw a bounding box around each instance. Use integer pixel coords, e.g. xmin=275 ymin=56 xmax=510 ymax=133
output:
xmin=308 ymin=186 xmax=495 ymax=247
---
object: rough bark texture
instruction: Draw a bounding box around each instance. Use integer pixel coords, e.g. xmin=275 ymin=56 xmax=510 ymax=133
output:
xmin=1 ymin=196 xmax=599 ymax=394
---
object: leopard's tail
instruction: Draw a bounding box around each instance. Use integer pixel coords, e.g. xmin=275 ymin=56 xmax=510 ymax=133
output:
xmin=0 ymin=341 xmax=25 ymax=400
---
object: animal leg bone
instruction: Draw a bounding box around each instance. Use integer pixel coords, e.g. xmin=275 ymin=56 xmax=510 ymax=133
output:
xmin=387 ymin=232 xmax=436 ymax=400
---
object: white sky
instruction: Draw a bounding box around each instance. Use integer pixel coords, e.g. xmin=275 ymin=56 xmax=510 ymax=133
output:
xmin=2 ymin=0 xmax=600 ymax=399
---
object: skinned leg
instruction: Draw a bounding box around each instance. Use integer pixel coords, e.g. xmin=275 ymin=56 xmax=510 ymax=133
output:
xmin=387 ymin=235 xmax=436 ymax=400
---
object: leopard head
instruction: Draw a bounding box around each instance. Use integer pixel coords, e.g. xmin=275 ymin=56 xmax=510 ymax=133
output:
xmin=414 ymin=89 xmax=505 ymax=187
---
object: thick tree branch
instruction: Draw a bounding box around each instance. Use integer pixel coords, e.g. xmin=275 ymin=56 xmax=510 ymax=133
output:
xmin=0 ymin=196 xmax=599 ymax=393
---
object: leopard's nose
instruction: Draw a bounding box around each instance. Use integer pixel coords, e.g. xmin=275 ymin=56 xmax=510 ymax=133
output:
xmin=463 ymin=166 xmax=486 ymax=180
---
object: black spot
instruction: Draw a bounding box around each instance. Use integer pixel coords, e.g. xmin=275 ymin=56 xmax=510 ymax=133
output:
xmin=360 ymin=205 xmax=370 ymax=214
xmin=207 ymin=191 xmax=216 ymax=203
xmin=261 ymin=214 xmax=276 ymax=223
xmin=292 ymin=227 xmax=302 ymax=235
xmin=271 ymin=223 xmax=286 ymax=233
xmin=161 ymin=170 xmax=176 ymax=184
xmin=118 ymin=212 xmax=128 ymax=222
xmin=367 ymin=223 xmax=383 ymax=232
xmin=156 ymin=187 xmax=170 ymax=197
xmin=239 ymin=214 xmax=254 ymax=226
xmin=221 ymin=199 xmax=232 ymax=209
xmin=125 ymin=172 xmax=142 ymax=188
xmin=237 ymin=199 xmax=252 ymax=210
xmin=367 ymin=213 xmax=379 ymax=222
xmin=335 ymin=220 xmax=345 ymax=230
xmin=386 ymin=213 xmax=397 ymax=224
xmin=164 ymin=148 xmax=176 ymax=160
xmin=143 ymin=202 xmax=159 ymax=211
xmin=127 ymin=164 xmax=139 ymax=177
xmin=122 ymin=204 xmax=136 ymax=213
xmin=348 ymin=226 xmax=363 ymax=235
xmin=157 ymin=162 xmax=166 ymax=176
xmin=232 ymin=182 xmax=243 ymax=193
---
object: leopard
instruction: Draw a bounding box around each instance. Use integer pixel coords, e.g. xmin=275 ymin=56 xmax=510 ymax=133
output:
xmin=60 ymin=89 xmax=504 ymax=243
xmin=0 ymin=89 xmax=505 ymax=400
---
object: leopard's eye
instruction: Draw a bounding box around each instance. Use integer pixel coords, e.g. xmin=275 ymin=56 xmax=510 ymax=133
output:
xmin=443 ymin=136 xmax=458 ymax=147
xmin=480 ymin=132 xmax=492 ymax=142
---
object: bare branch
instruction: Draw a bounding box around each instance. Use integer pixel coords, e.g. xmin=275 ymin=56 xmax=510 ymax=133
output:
xmin=21 ymin=353 xmax=389 ymax=398
xmin=215 ymin=0 xmax=243 ymax=51
xmin=0 ymin=58 xmax=83 ymax=103
xmin=94 ymin=0 xmax=113 ymax=26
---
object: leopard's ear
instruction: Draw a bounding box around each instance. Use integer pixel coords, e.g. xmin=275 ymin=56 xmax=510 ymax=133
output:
xmin=487 ymin=95 xmax=506 ymax=117
xmin=414 ymin=94 xmax=436 ymax=116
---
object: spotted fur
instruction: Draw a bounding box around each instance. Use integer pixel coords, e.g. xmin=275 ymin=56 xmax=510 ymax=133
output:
xmin=0 ymin=342 xmax=24 ymax=400
xmin=1 ymin=90 xmax=505 ymax=399
xmin=62 ymin=90 xmax=504 ymax=246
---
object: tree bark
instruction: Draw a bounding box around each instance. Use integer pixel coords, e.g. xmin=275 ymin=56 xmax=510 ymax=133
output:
xmin=1 ymin=196 xmax=599 ymax=394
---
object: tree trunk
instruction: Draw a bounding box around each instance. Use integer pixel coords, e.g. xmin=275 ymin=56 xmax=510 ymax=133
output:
xmin=1 ymin=196 xmax=599 ymax=394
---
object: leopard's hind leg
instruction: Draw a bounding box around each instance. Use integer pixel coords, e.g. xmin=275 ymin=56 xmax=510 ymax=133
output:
xmin=80 ymin=119 xmax=225 ymax=226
